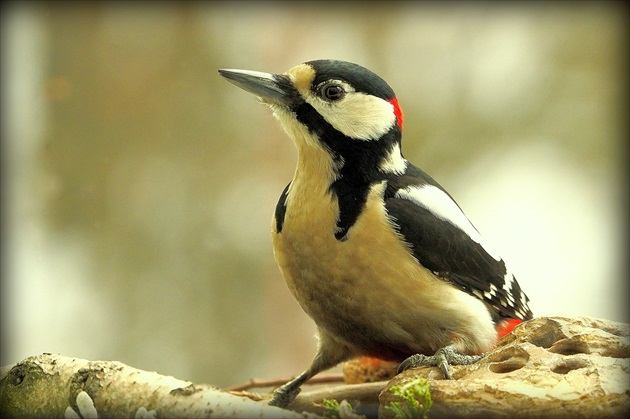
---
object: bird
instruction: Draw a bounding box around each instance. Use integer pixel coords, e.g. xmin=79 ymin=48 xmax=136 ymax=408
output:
xmin=218 ymin=59 xmax=533 ymax=408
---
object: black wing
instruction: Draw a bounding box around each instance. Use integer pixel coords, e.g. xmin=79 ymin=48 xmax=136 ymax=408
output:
xmin=384 ymin=164 xmax=533 ymax=321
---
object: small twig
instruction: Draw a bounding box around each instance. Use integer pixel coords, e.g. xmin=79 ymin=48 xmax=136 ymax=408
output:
xmin=222 ymin=372 xmax=345 ymax=392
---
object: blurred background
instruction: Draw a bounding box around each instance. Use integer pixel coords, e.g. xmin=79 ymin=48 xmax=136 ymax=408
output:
xmin=1 ymin=2 xmax=627 ymax=387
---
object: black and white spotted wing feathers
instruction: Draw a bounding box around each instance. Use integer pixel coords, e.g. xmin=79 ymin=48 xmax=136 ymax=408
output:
xmin=384 ymin=164 xmax=533 ymax=322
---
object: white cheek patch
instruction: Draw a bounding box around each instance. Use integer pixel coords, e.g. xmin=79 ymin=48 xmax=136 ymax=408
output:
xmin=395 ymin=184 xmax=501 ymax=261
xmin=308 ymin=93 xmax=396 ymax=141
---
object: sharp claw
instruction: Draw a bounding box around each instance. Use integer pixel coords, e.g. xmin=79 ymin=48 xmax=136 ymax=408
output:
xmin=435 ymin=348 xmax=452 ymax=379
xmin=397 ymin=354 xmax=426 ymax=374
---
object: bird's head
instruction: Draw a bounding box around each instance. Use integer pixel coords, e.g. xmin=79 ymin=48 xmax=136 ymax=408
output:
xmin=219 ymin=60 xmax=407 ymax=181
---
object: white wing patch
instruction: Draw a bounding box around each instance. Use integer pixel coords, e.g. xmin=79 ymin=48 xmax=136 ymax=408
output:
xmin=394 ymin=184 xmax=501 ymax=261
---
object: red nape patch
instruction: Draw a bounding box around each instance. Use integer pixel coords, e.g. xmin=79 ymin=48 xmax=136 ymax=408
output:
xmin=387 ymin=97 xmax=404 ymax=130
xmin=496 ymin=318 xmax=523 ymax=339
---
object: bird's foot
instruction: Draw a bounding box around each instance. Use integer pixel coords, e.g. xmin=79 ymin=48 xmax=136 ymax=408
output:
xmin=397 ymin=345 xmax=484 ymax=379
xmin=268 ymin=381 xmax=302 ymax=408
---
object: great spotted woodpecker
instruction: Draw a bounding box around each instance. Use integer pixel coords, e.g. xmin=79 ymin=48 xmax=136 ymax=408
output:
xmin=219 ymin=60 xmax=533 ymax=407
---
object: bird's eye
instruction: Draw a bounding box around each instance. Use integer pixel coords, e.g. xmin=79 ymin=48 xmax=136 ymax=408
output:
xmin=321 ymin=84 xmax=345 ymax=101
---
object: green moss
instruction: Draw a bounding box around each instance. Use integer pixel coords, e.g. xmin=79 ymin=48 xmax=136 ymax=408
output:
xmin=320 ymin=398 xmax=341 ymax=418
xmin=320 ymin=398 xmax=366 ymax=419
xmin=384 ymin=375 xmax=432 ymax=419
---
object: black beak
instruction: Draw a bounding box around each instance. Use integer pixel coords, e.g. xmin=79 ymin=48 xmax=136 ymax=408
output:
xmin=218 ymin=68 xmax=299 ymax=107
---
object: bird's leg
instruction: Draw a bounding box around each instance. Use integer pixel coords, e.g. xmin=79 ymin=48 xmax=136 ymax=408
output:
xmin=268 ymin=370 xmax=311 ymax=408
xmin=397 ymin=344 xmax=484 ymax=379
xmin=269 ymin=329 xmax=353 ymax=408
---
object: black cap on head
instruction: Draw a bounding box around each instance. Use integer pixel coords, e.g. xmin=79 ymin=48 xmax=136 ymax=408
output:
xmin=306 ymin=60 xmax=396 ymax=101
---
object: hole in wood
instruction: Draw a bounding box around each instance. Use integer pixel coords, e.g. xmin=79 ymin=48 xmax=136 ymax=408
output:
xmin=551 ymin=357 xmax=591 ymax=374
xmin=548 ymin=338 xmax=590 ymax=356
xmin=487 ymin=346 xmax=529 ymax=374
